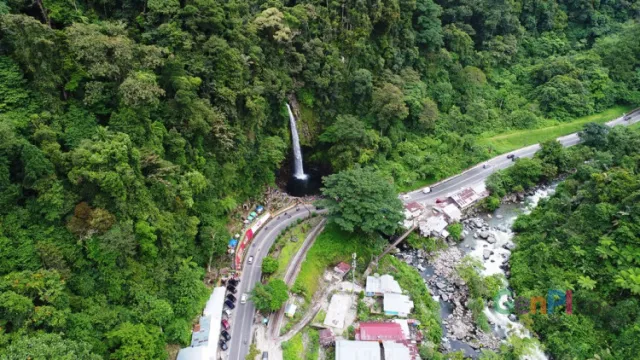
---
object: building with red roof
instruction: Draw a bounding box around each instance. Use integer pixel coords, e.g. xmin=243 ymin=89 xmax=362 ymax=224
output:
xmin=333 ymin=262 xmax=351 ymax=277
xmin=356 ymin=322 xmax=406 ymax=341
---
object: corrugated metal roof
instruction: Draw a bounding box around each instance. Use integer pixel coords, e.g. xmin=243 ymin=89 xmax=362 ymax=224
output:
xmin=335 ymin=262 xmax=351 ymax=273
xmin=356 ymin=322 xmax=405 ymax=341
xmin=335 ymin=340 xmax=381 ymax=360
xmin=365 ymin=275 xmax=402 ymax=295
xmin=383 ymin=293 xmax=414 ymax=316
xmin=383 ymin=341 xmax=413 ymax=360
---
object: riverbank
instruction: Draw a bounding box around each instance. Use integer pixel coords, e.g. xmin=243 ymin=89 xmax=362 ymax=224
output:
xmin=395 ymin=185 xmax=556 ymax=358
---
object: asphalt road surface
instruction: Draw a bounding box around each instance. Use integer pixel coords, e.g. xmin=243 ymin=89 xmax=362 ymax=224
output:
xmin=227 ymin=205 xmax=321 ymax=360
xmin=403 ymin=112 xmax=640 ymax=205
xmin=227 ymin=110 xmax=639 ymax=360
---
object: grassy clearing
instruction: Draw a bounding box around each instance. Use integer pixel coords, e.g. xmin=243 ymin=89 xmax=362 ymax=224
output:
xmin=479 ymin=106 xmax=632 ymax=153
xmin=282 ymin=333 xmax=304 ymax=360
xmin=282 ymin=329 xmax=319 ymax=360
xmin=268 ymin=218 xmax=321 ymax=280
xmin=293 ymin=223 xmax=385 ymax=302
xmin=377 ymin=255 xmax=443 ymax=344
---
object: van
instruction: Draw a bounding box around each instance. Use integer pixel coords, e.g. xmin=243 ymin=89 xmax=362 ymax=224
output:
xmin=422 ymin=187 xmax=431 ymax=194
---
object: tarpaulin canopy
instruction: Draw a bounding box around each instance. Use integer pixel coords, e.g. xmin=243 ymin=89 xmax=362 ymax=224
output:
xmin=256 ymin=205 xmax=264 ymax=213
xmin=250 ymin=212 xmax=257 ymax=217
xmin=228 ymin=239 xmax=238 ymax=247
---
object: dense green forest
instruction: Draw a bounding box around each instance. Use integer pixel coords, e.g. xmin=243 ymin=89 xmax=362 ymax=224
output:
xmin=0 ymin=0 xmax=639 ymax=357
xmin=509 ymin=126 xmax=640 ymax=359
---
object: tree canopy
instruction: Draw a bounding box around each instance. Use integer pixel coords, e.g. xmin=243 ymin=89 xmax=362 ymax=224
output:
xmin=318 ymin=167 xmax=404 ymax=235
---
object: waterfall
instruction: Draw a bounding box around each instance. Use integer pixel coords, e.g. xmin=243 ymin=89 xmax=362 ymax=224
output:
xmin=286 ymin=103 xmax=307 ymax=180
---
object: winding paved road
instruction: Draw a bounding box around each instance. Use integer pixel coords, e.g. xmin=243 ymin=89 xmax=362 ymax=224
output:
xmin=227 ymin=110 xmax=639 ymax=360
xmin=228 ymin=206 xmax=322 ymax=360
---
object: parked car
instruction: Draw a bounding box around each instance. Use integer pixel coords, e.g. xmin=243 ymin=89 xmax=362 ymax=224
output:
xmin=241 ymin=293 xmax=248 ymax=304
xmin=221 ymin=330 xmax=231 ymax=341
xmin=507 ymin=154 xmax=515 ymax=159
xmin=223 ymin=309 xmax=232 ymax=316
xmin=228 ymin=279 xmax=239 ymax=287
xmin=226 ymin=294 xmax=236 ymax=302
xmin=262 ymin=352 xmax=268 ymax=360
xmin=219 ymin=340 xmax=228 ymax=351
xmin=227 ymin=285 xmax=237 ymax=294
xmin=225 ymin=300 xmax=235 ymax=309
xmin=435 ymin=198 xmax=446 ymax=204
xmin=247 ymin=256 xmax=254 ymax=265
xmin=221 ymin=319 xmax=230 ymax=330
xmin=422 ymin=187 xmax=431 ymax=194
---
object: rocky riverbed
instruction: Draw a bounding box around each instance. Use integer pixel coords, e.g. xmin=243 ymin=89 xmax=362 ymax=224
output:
xmin=394 ymin=186 xmax=556 ymax=358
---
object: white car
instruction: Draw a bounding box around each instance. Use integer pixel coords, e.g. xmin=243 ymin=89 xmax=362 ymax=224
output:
xmin=422 ymin=187 xmax=431 ymax=194
xmin=224 ymin=309 xmax=232 ymax=316
xmin=241 ymin=293 xmax=248 ymax=304
xmin=248 ymin=256 xmax=254 ymax=265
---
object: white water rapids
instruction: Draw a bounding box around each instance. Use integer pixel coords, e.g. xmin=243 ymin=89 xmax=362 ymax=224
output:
xmin=465 ymin=187 xmax=555 ymax=360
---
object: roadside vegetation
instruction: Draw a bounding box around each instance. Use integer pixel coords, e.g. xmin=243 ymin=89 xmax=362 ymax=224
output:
xmin=266 ymin=217 xmax=322 ymax=280
xmin=478 ymin=106 xmax=633 ymax=154
xmin=293 ymin=223 xmax=385 ymax=302
xmin=282 ymin=329 xmax=319 ymax=360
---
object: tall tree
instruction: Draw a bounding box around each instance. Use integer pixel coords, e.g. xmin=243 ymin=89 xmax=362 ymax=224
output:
xmin=318 ymin=167 xmax=404 ymax=235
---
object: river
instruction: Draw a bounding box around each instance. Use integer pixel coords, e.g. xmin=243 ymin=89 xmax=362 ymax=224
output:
xmin=399 ymin=186 xmax=555 ymax=358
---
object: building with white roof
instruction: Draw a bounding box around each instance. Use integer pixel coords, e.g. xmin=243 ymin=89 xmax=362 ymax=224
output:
xmin=176 ymin=346 xmax=210 ymax=360
xmin=176 ymin=286 xmax=225 ymax=360
xmin=383 ymin=293 xmax=414 ymax=317
xmin=365 ymin=274 xmax=402 ymax=297
xmin=442 ymin=203 xmax=462 ymax=222
xmin=335 ymin=340 xmax=381 ymax=360
xmin=324 ymin=293 xmax=351 ymax=329
xmin=418 ymin=215 xmax=448 ymax=238
xmin=383 ymin=341 xmax=413 ymax=360
xmin=285 ymin=303 xmax=297 ymax=318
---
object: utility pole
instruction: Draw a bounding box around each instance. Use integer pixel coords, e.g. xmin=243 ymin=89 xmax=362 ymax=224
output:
xmin=351 ymin=253 xmax=357 ymax=294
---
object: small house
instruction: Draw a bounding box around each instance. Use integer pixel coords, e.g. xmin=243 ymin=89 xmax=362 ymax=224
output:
xmin=442 ymin=204 xmax=462 ymax=223
xmin=333 ymin=262 xmax=351 ymax=278
xmin=365 ymin=274 xmax=402 ymax=297
xmin=285 ymin=303 xmax=297 ymax=318
xmin=383 ymin=293 xmax=414 ymax=317
xmin=404 ymin=202 xmax=424 ymax=220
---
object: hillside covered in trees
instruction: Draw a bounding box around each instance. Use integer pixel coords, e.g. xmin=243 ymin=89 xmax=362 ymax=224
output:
xmin=509 ymin=126 xmax=640 ymax=359
xmin=0 ymin=0 xmax=639 ymax=358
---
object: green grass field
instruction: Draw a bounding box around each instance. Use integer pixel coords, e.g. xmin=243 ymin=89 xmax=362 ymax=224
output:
xmin=269 ymin=219 xmax=321 ymax=280
xmin=293 ymin=223 xmax=382 ymax=302
xmin=478 ymin=106 xmax=632 ymax=154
